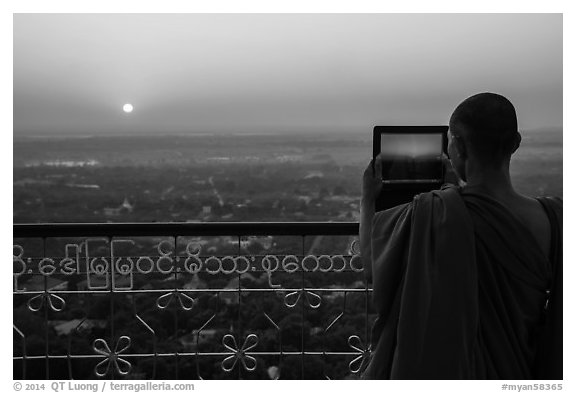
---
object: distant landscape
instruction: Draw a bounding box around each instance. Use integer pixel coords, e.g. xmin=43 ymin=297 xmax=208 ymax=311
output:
xmin=12 ymin=128 xmax=563 ymax=224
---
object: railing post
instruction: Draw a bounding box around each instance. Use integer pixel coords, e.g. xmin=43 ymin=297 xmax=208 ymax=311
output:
xmin=173 ymin=235 xmax=179 ymax=380
xmin=300 ymin=235 xmax=305 ymax=379
xmin=108 ymin=235 xmax=114 ymax=380
xmin=43 ymin=237 xmax=49 ymax=380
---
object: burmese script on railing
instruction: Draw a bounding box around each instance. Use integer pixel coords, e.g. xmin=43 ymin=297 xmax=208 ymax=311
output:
xmin=14 ymin=239 xmax=363 ymax=286
xmin=14 ymin=238 xmax=365 ymax=312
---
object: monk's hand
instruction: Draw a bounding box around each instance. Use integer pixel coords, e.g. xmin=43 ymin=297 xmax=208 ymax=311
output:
xmin=362 ymin=155 xmax=383 ymax=203
xmin=441 ymin=153 xmax=466 ymax=187
xmin=442 ymin=153 xmax=457 ymax=185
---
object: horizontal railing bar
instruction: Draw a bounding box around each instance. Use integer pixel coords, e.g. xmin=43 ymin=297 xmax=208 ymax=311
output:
xmin=17 ymin=269 xmax=362 ymax=275
xmin=14 ymin=222 xmax=359 ymax=238
xmin=13 ymin=351 xmax=362 ymax=361
xmin=14 ymin=287 xmax=372 ymax=295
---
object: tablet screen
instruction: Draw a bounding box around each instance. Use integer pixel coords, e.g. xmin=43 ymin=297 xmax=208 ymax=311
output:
xmin=380 ymin=133 xmax=442 ymax=159
xmin=379 ymin=133 xmax=444 ymax=182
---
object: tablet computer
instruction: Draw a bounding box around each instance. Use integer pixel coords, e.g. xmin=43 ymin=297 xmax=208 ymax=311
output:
xmin=373 ymin=126 xmax=448 ymax=210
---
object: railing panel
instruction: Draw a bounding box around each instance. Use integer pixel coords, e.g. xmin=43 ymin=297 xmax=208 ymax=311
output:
xmin=13 ymin=222 xmax=374 ymax=380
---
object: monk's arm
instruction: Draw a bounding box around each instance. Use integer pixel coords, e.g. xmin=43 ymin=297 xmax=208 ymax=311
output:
xmin=360 ymin=195 xmax=375 ymax=284
xmin=360 ymin=157 xmax=382 ymax=284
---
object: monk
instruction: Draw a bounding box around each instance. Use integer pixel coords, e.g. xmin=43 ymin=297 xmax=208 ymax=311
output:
xmin=359 ymin=93 xmax=562 ymax=379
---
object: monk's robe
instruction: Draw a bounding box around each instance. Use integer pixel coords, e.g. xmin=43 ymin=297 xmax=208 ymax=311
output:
xmin=361 ymin=185 xmax=562 ymax=379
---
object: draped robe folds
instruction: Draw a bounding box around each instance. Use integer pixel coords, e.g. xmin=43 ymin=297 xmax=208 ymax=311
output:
xmin=361 ymin=186 xmax=562 ymax=379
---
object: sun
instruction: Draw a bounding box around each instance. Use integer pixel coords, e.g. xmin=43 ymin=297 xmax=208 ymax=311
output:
xmin=122 ymin=103 xmax=134 ymax=113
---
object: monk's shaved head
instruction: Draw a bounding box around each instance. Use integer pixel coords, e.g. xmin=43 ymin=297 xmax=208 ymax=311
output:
xmin=449 ymin=92 xmax=520 ymax=166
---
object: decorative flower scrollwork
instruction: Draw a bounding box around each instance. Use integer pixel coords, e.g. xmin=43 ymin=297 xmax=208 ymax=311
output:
xmin=27 ymin=292 xmax=66 ymax=312
xmin=221 ymin=334 xmax=259 ymax=372
xmin=156 ymin=290 xmax=195 ymax=311
xmin=284 ymin=289 xmax=322 ymax=309
xmin=348 ymin=335 xmax=371 ymax=374
xmin=93 ymin=336 xmax=132 ymax=377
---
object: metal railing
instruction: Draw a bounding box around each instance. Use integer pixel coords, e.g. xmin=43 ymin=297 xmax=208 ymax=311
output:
xmin=13 ymin=222 xmax=374 ymax=380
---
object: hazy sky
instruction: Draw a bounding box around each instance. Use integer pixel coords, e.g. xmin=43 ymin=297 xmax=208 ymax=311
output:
xmin=13 ymin=13 xmax=562 ymax=135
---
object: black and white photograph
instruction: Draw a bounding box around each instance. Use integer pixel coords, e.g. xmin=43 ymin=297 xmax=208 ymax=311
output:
xmin=12 ymin=12 xmax=563 ymax=383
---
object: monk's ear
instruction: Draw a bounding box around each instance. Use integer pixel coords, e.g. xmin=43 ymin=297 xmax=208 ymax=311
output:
xmin=511 ymin=131 xmax=521 ymax=154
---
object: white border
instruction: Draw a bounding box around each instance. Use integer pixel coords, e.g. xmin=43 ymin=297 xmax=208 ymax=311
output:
xmin=4 ymin=2 xmax=572 ymax=392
